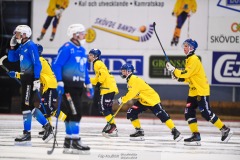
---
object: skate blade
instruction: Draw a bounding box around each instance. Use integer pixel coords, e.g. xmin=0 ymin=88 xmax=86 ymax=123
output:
xmin=102 ymin=132 xmax=118 ymax=138
xmin=184 ymin=141 xmax=201 ymax=146
xmin=175 ymin=136 xmax=183 ymax=142
xmin=72 ymin=149 xmax=90 ymax=155
xmin=63 ymin=148 xmax=72 ymax=154
xmin=38 ymin=135 xmax=43 ymax=138
xmin=14 ymin=141 xmax=32 ymax=146
xmin=44 ymin=134 xmax=53 ymax=143
xmin=222 ymin=130 xmax=233 ymax=143
xmin=130 ymin=136 xmax=145 ymax=141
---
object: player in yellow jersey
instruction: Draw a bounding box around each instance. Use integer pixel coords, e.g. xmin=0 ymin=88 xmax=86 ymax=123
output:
xmin=117 ymin=63 xmax=182 ymax=141
xmin=166 ymin=39 xmax=233 ymax=145
xmin=88 ymin=49 xmax=119 ymax=137
xmin=37 ymin=0 xmax=69 ymax=41
xmin=171 ymin=0 xmax=197 ymax=46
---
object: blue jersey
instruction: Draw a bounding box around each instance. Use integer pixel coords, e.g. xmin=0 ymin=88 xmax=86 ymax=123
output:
xmin=8 ymin=40 xmax=42 ymax=79
xmin=52 ymin=41 xmax=91 ymax=87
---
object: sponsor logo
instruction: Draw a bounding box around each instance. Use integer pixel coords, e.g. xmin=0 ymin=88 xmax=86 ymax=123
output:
xmin=217 ymin=0 xmax=240 ymax=12
xmin=231 ymin=22 xmax=240 ymax=32
xmin=212 ymin=52 xmax=240 ymax=85
xmin=89 ymin=55 xmax=143 ymax=75
xmin=91 ymin=18 xmax=154 ymax=42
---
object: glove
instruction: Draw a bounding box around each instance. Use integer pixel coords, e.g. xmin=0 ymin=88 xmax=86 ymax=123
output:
xmin=33 ymin=79 xmax=40 ymax=91
xmin=10 ymin=35 xmax=17 ymax=47
xmin=8 ymin=71 xmax=16 ymax=78
xmin=95 ymin=82 xmax=101 ymax=92
xmin=57 ymin=81 xmax=64 ymax=95
xmin=86 ymin=83 xmax=94 ymax=99
xmin=178 ymin=78 xmax=185 ymax=82
xmin=172 ymin=12 xmax=174 ymax=16
xmin=117 ymin=97 xmax=123 ymax=105
xmin=55 ymin=8 xmax=64 ymax=18
xmin=166 ymin=62 xmax=175 ymax=72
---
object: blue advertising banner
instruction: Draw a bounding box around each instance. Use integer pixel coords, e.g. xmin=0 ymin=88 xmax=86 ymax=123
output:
xmin=212 ymin=51 xmax=240 ymax=85
xmin=42 ymin=54 xmax=143 ymax=75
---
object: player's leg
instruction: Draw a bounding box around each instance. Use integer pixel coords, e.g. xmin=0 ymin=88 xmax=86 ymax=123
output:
xmin=184 ymin=96 xmax=201 ymax=146
xmin=100 ymin=92 xmax=118 ymax=137
xmin=49 ymin=17 xmax=59 ymax=41
xmin=150 ymin=103 xmax=182 ymax=141
xmin=127 ymin=101 xmax=146 ymax=141
xmin=63 ymin=87 xmax=90 ymax=154
xmin=171 ymin=11 xmax=188 ymax=46
xmin=198 ymin=96 xmax=233 ymax=142
xmin=37 ymin=16 xmax=54 ymax=41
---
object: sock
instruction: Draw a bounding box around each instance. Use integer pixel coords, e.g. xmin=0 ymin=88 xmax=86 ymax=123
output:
xmin=213 ymin=118 xmax=224 ymax=130
xmin=23 ymin=110 xmax=32 ymax=132
xmin=65 ymin=121 xmax=72 ymax=136
xmin=69 ymin=121 xmax=79 ymax=139
xmin=58 ymin=111 xmax=67 ymax=121
xmin=105 ymin=114 xmax=115 ymax=124
xmin=47 ymin=117 xmax=52 ymax=125
xmin=32 ymin=108 xmax=48 ymax=126
xmin=165 ymin=119 xmax=175 ymax=130
xmin=189 ymin=122 xmax=199 ymax=133
xmin=131 ymin=119 xmax=141 ymax=129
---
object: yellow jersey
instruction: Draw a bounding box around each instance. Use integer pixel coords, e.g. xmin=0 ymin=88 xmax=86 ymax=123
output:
xmin=173 ymin=0 xmax=197 ymax=16
xmin=174 ymin=54 xmax=210 ymax=96
xmin=122 ymin=75 xmax=160 ymax=106
xmin=47 ymin=0 xmax=69 ymax=16
xmin=90 ymin=60 xmax=119 ymax=95
xmin=40 ymin=57 xmax=57 ymax=93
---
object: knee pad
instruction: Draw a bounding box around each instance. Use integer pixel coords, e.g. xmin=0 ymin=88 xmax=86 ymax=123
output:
xmin=127 ymin=108 xmax=138 ymax=121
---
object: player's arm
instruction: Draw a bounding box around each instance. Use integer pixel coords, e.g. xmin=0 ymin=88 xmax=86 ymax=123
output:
xmin=174 ymin=60 xmax=197 ymax=79
xmin=121 ymin=84 xmax=140 ymax=104
xmin=8 ymin=48 xmax=20 ymax=62
xmin=52 ymin=47 xmax=69 ymax=81
xmin=29 ymin=45 xmax=42 ymax=79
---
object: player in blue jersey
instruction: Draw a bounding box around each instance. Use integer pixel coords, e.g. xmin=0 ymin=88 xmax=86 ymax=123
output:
xmin=8 ymin=25 xmax=54 ymax=146
xmin=52 ymin=23 xmax=93 ymax=154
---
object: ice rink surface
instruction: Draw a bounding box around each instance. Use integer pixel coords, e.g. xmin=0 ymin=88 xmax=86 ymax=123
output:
xmin=0 ymin=114 xmax=239 ymax=160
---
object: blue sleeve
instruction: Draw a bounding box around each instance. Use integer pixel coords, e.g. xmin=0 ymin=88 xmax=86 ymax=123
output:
xmin=8 ymin=49 xmax=20 ymax=62
xmin=52 ymin=46 xmax=70 ymax=81
xmin=85 ymin=61 xmax=91 ymax=85
xmin=29 ymin=44 xmax=42 ymax=79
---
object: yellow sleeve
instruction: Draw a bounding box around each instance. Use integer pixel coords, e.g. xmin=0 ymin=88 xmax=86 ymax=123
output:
xmin=191 ymin=0 xmax=197 ymax=13
xmin=173 ymin=0 xmax=182 ymax=16
xmin=122 ymin=83 xmax=140 ymax=104
xmin=174 ymin=58 xmax=198 ymax=79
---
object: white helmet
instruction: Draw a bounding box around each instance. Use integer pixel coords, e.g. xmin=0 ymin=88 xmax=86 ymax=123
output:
xmin=67 ymin=24 xmax=85 ymax=38
xmin=14 ymin=25 xmax=32 ymax=38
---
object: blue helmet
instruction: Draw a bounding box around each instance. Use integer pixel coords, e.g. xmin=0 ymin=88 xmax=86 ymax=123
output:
xmin=89 ymin=49 xmax=101 ymax=58
xmin=182 ymin=39 xmax=198 ymax=51
xmin=120 ymin=63 xmax=134 ymax=79
xmin=36 ymin=44 xmax=43 ymax=55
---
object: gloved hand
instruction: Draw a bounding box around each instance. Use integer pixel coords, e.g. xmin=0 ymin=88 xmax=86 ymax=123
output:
xmin=166 ymin=62 xmax=175 ymax=72
xmin=117 ymin=97 xmax=122 ymax=105
xmin=172 ymin=12 xmax=174 ymax=16
xmin=55 ymin=8 xmax=64 ymax=18
xmin=171 ymin=72 xmax=177 ymax=80
xmin=57 ymin=81 xmax=64 ymax=95
xmin=10 ymin=35 xmax=17 ymax=47
xmin=86 ymin=83 xmax=94 ymax=99
xmin=33 ymin=79 xmax=40 ymax=91
xmin=95 ymin=82 xmax=101 ymax=92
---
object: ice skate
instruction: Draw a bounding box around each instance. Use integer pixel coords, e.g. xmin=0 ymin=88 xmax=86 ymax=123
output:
xmin=42 ymin=123 xmax=53 ymax=143
xmin=221 ymin=126 xmax=233 ymax=142
xmin=37 ymin=33 xmax=44 ymax=41
xmin=63 ymin=137 xmax=72 ymax=154
xmin=171 ymin=127 xmax=183 ymax=142
xmin=184 ymin=132 xmax=201 ymax=146
xmin=71 ymin=138 xmax=90 ymax=155
xmin=49 ymin=33 xmax=55 ymax=41
xmin=38 ymin=126 xmax=45 ymax=138
xmin=102 ymin=123 xmax=118 ymax=138
xmin=130 ymin=128 xmax=145 ymax=141
xmin=171 ymin=37 xmax=179 ymax=46
xmin=14 ymin=130 xmax=32 ymax=146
